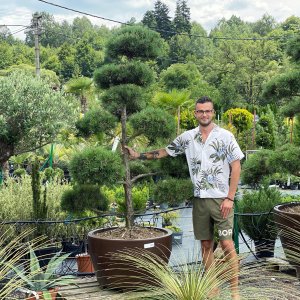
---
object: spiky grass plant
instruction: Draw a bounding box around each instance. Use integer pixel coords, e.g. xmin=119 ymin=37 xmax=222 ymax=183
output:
xmin=107 ymin=245 xmax=300 ymax=300
xmin=0 ymin=225 xmax=46 ymax=299
xmin=107 ymin=247 xmax=237 ymax=300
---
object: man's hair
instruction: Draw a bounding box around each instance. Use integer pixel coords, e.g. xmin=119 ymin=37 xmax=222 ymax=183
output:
xmin=195 ymin=96 xmax=213 ymax=106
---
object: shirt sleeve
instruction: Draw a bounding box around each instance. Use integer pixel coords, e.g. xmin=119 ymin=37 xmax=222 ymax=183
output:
xmin=165 ymin=133 xmax=190 ymax=157
xmin=227 ymin=133 xmax=245 ymax=164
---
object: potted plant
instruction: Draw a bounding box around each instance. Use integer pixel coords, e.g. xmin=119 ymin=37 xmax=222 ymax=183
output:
xmin=165 ymin=225 xmax=183 ymax=245
xmin=161 ymin=211 xmax=180 ymax=227
xmin=161 ymin=211 xmax=183 ymax=245
xmin=9 ymin=246 xmax=75 ymax=300
xmin=66 ymin=25 xmax=175 ymax=289
xmin=238 ymin=184 xmax=282 ymax=258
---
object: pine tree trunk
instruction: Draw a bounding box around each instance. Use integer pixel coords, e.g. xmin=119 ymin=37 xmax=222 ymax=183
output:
xmin=121 ymin=106 xmax=134 ymax=228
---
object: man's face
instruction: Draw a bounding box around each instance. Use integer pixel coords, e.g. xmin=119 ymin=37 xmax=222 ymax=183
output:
xmin=194 ymin=102 xmax=214 ymax=127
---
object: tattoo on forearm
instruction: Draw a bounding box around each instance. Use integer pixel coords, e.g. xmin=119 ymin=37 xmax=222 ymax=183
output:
xmin=139 ymin=151 xmax=160 ymax=160
xmin=139 ymin=153 xmax=147 ymax=160
xmin=150 ymin=151 xmax=160 ymax=159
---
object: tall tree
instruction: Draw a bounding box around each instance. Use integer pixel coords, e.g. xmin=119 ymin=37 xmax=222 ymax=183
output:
xmin=154 ymin=0 xmax=174 ymax=40
xmin=263 ymin=33 xmax=300 ymax=103
xmin=74 ymin=38 xmax=98 ymax=77
xmin=0 ymin=26 xmax=12 ymax=42
xmin=57 ymin=43 xmax=78 ymax=81
xmin=72 ymin=16 xmax=94 ymax=37
xmin=142 ymin=10 xmax=157 ymax=29
xmin=251 ymin=14 xmax=277 ymax=36
xmin=173 ymin=0 xmax=191 ymax=34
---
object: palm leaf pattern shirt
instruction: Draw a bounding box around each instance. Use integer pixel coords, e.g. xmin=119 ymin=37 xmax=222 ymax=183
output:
xmin=166 ymin=124 xmax=244 ymax=198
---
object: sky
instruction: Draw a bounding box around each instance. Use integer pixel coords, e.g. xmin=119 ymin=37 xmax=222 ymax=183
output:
xmin=0 ymin=0 xmax=299 ymax=40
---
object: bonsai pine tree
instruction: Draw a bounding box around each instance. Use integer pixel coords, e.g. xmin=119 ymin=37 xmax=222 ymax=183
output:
xmin=68 ymin=25 xmax=176 ymax=229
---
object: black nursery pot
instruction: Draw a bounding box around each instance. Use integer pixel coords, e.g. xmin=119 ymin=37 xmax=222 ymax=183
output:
xmin=254 ymin=239 xmax=275 ymax=258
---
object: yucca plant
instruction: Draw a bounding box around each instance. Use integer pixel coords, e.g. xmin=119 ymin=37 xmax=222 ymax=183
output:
xmin=8 ymin=246 xmax=75 ymax=299
xmin=0 ymin=226 xmax=46 ymax=299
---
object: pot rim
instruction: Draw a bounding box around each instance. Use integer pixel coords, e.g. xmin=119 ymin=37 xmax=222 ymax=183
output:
xmin=273 ymin=201 xmax=300 ymax=215
xmin=88 ymin=226 xmax=173 ymax=241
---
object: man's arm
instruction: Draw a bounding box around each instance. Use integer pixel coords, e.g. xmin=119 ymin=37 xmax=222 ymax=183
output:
xmin=125 ymin=146 xmax=169 ymax=160
xmin=220 ymin=159 xmax=241 ymax=219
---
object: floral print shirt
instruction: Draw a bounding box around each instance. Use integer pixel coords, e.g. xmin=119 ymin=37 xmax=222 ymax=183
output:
xmin=165 ymin=124 xmax=244 ymax=198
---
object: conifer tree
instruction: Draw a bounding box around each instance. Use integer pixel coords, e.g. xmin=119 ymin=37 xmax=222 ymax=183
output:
xmin=173 ymin=0 xmax=191 ymax=34
xmin=142 ymin=10 xmax=157 ymax=29
xmin=154 ymin=1 xmax=174 ymax=40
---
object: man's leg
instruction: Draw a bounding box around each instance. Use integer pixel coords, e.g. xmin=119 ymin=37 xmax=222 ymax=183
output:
xmin=201 ymin=239 xmax=220 ymax=298
xmin=201 ymin=239 xmax=214 ymax=270
xmin=220 ymin=239 xmax=240 ymax=300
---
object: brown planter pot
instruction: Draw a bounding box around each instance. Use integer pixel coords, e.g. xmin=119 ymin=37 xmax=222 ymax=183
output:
xmin=88 ymin=227 xmax=172 ymax=289
xmin=273 ymin=202 xmax=300 ymax=278
xmin=76 ymin=253 xmax=94 ymax=273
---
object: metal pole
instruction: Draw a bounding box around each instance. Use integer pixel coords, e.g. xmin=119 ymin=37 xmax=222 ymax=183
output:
xmin=49 ymin=144 xmax=54 ymax=168
xmin=252 ymin=109 xmax=256 ymax=148
xmin=234 ymin=199 xmax=239 ymax=254
xmin=33 ymin=13 xmax=41 ymax=78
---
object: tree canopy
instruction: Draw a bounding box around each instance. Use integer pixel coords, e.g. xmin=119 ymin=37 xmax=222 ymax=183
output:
xmin=0 ymin=71 xmax=78 ymax=166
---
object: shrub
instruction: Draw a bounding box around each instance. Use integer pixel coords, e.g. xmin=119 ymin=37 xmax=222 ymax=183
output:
xmin=154 ymin=178 xmax=193 ymax=207
xmin=238 ymin=185 xmax=282 ymax=241
xmin=223 ymin=108 xmax=253 ymax=134
xmin=69 ymin=147 xmax=124 ymax=186
xmin=61 ymin=184 xmax=109 ymax=214
xmin=241 ymin=150 xmax=272 ymax=187
xmin=102 ymin=185 xmax=149 ymax=213
xmin=0 ymin=175 xmax=70 ymax=221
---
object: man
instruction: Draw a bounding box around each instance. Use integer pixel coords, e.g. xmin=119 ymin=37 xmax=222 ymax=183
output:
xmin=126 ymin=96 xmax=244 ymax=300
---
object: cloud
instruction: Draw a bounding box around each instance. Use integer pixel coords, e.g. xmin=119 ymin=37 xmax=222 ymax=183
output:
xmin=0 ymin=0 xmax=299 ymax=40
xmin=225 ymin=0 xmax=252 ymax=11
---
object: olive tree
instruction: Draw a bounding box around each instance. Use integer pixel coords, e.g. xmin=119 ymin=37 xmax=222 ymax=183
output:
xmin=0 ymin=71 xmax=78 ymax=167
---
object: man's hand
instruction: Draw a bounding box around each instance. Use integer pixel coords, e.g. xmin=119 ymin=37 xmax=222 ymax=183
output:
xmin=220 ymin=199 xmax=234 ymax=219
xmin=124 ymin=146 xmax=139 ymax=160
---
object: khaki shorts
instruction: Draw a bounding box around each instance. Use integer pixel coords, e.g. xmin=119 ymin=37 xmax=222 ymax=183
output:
xmin=192 ymin=197 xmax=234 ymax=241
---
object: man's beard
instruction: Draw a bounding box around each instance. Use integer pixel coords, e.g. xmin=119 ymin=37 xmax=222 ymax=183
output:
xmin=199 ymin=119 xmax=212 ymax=127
